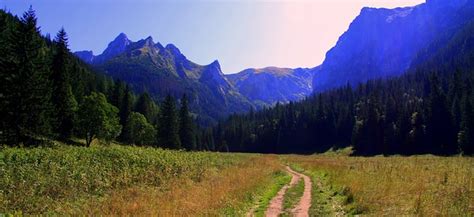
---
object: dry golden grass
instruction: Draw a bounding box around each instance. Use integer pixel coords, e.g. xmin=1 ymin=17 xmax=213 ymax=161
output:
xmin=286 ymin=155 xmax=474 ymax=216
xmin=80 ymin=155 xmax=282 ymax=216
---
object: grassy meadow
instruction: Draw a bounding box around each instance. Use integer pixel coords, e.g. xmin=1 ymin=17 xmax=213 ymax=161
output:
xmin=0 ymin=143 xmax=282 ymax=215
xmin=285 ymin=154 xmax=474 ymax=216
xmin=1 ymin=143 xmax=473 ymax=216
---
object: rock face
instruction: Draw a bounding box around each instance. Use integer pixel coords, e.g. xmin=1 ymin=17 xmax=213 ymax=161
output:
xmin=313 ymin=0 xmax=474 ymax=92
xmin=227 ymin=67 xmax=315 ymax=105
xmin=75 ymin=33 xmax=252 ymax=124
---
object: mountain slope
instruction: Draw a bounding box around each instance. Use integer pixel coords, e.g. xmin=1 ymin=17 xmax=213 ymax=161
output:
xmin=76 ymin=34 xmax=253 ymax=124
xmin=226 ymin=67 xmax=315 ymax=105
xmin=313 ymin=0 xmax=474 ymax=92
xmin=215 ymin=7 xmax=474 ymax=155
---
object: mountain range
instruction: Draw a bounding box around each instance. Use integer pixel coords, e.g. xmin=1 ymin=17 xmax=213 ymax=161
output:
xmin=75 ymin=34 xmax=316 ymax=123
xmin=75 ymin=0 xmax=474 ymax=123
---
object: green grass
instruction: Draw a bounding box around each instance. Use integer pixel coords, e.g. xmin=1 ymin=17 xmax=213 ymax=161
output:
xmin=253 ymin=171 xmax=291 ymax=217
xmin=285 ymin=155 xmax=474 ymax=216
xmin=308 ymin=170 xmax=359 ymax=216
xmin=0 ymin=143 xmax=246 ymax=214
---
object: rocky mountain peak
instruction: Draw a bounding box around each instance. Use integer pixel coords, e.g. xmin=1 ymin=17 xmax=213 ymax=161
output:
xmin=93 ymin=32 xmax=132 ymax=63
xmin=209 ymin=60 xmax=221 ymax=69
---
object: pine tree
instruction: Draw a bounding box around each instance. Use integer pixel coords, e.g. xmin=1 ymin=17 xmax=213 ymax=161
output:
xmin=458 ymin=98 xmax=474 ymax=155
xmin=178 ymin=94 xmax=195 ymax=150
xmin=119 ymin=84 xmax=132 ymax=142
xmin=51 ymin=28 xmax=77 ymax=139
xmin=427 ymin=74 xmax=456 ymax=154
xmin=135 ymin=92 xmax=154 ymax=121
xmin=4 ymin=7 xmax=53 ymax=144
xmin=157 ymin=94 xmax=181 ymax=149
xmin=409 ymin=112 xmax=425 ymax=154
xmin=110 ymin=80 xmax=125 ymax=108
xmin=0 ymin=11 xmax=19 ymax=144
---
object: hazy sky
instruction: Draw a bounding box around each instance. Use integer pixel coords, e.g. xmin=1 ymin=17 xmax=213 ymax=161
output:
xmin=2 ymin=0 xmax=425 ymax=73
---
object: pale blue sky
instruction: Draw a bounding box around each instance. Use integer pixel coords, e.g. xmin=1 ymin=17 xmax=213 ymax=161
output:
xmin=1 ymin=0 xmax=424 ymax=73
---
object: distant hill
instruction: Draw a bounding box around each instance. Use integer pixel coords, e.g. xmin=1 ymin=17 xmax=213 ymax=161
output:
xmin=226 ymin=67 xmax=315 ymax=106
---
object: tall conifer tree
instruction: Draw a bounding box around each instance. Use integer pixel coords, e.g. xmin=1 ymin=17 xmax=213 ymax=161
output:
xmin=119 ymin=84 xmax=132 ymax=142
xmin=6 ymin=7 xmax=53 ymax=144
xmin=179 ymin=94 xmax=195 ymax=150
xmin=157 ymin=94 xmax=181 ymax=149
xmin=51 ymin=28 xmax=77 ymax=139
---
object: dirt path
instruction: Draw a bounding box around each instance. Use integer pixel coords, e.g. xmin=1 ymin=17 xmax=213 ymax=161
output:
xmin=290 ymin=168 xmax=312 ymax=217
xmin=265 ymin=166 xmax=312 ymax=217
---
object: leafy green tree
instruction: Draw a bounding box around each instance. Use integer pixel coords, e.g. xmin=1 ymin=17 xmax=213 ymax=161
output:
xmin=179 ymin=94 xmax=196 ymax=150
xmin=157 ymin=94 xmax=181 ymax=149
xmin=51 ymin=28 xmax=77 ymax=139
xmin=76 ymin=92 xmax=121 ymax=147
xmin=127 ymin=112 xmax=156 ymax=146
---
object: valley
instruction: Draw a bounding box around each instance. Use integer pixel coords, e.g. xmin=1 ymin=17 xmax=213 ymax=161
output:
xmin=1 ymin=144 xmax=472 ymax=215
xmin=1 ymin=0 xmax=474 ymax=216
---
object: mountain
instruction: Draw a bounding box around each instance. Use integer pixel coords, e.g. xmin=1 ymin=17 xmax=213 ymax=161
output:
xmin=215 ymin=7 xmax=474 ymax=155
xmin=75 ymin=34 xmax=320 ymax=123
xmin=226 ymin=67 xmax=315 ymax=106
xmin=75 ymin=34 xmax=252 ymax=125
xmin=313 ymin=0 xmax=474 ymax=92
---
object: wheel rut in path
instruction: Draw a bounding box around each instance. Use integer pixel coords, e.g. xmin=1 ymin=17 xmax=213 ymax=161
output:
xmin=265 ymin=166 xmax=312 ymax=217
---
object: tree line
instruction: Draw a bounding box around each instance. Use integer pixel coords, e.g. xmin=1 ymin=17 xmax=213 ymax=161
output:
xmin=211 ymin=72 xmax=474 ymax=156
xmin=0 ymin=8 xmax=197 ymax=150
xmin=2 ymin=7 xmax=474 ymax=155
xmin=210 ymin=20 xmax=474 ymax=156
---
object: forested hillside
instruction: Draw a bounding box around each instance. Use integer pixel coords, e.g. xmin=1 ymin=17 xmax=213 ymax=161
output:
xmin=212 ymin=18 xmax=474 ymax=155
xmin=0 ymin=8 xmax=198 ymax=149
xmin=2 ymin=5 xmax=474 ymax=156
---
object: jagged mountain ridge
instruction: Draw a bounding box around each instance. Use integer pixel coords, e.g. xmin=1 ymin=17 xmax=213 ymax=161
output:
xmin=75 ymin=34 xmax=319 ymax=123
xmin=75 ymin=34 xmax=253 ymax=124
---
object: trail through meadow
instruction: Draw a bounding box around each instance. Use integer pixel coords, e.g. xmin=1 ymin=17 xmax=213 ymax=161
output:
xmin=264 ymin=166 xmax=312 ymax=217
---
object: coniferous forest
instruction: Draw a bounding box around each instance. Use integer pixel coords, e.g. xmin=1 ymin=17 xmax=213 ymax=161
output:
xmin=1 ymin=7 xmax=474 ymax=156
xmin=0 ymin=8 xmax=196 ymax=149
xmin=210 ymin=20 xmax=474 ymax=156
